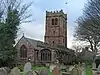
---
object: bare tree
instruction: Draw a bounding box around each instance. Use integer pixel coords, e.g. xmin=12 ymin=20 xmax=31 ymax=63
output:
xmin=0 ymin=0 xmax=33 ymax=23
xmin=75 ymin=16 xmax=100 ymax=52
xmin=84 ymin=0 xmax=100 ymax=34
xmin=74 ymin=0 xmax=100 ymax=53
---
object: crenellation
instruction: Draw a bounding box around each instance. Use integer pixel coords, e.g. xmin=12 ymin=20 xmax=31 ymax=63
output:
xmin=46 ymin=10 xmax=67 ymax=19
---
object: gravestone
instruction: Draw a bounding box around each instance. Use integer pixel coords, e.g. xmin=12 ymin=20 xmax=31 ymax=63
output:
xmin=0 ymin=68 xmax=7 ymax=75
xmin=78 ymin=62 xmax=81 ymax=67
xmin=77 ymin=67 xmax=82 ymax=75
xmin=65 ymin=66 xmax=69 ymax=72
xmin=81 ymin=63 xmax=86 ymax=75
xmin=46 ymin=63 xmax=49 ymax=67
xmin=71 ymin=65 xmax=79 ymax=75
xmin=50 ymin=64 xmax=56 ymax=72
xmin=98 ymin=64 xmax=100 ymax=71
xmin=52 ymin=66 xmax=60 ymax=75
xmin=39 ymin=69 xmax=48 ymax=75
xmin=32 ymin=71 xmax=38 ymax=75
xmin=24 ymin=62 xmax=32 ymax=74
xmin=62 ymin=72 xmax=70 ymax=75
xmin=10 ymin=67 xmax=20 ymax=75
xmin=69 ymin=66 xmax=74 ymax=71
xmin=92 ymin=62 xmax=97 ymax=75
xmin=92 ymin=62 xmax=96 ymax=69
xmin=34 ymin=70 xmax=40 ymax=75
xmin=4 ymin=67 xmax=11 ymax=74
xmin=77 ymin=62 xmax=82 ymax=75
xmin=92 ymin=70 xmax=96 ymax=75
xmin=25 ymin=71 xmax=34 ymax=75
xmin=97 ymin=64 xmax=100 ymax=75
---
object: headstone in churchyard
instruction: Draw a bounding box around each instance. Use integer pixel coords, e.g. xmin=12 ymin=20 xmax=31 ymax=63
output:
xmin=92 ymin=70 xmax=96 ymax=75
xmin=0 ymin=68 xmax=7 ymax=75
xmin=46 ymin=63 xmax=49 ymax=67
xmin=24 ymin=62 xmax=32 ymax=74
xmin=50 ymin=64 xmax=56 ymax=72
xmin=92 ymin=62 xmax=96 ymax=69
xmin=71 ymin=65 xmax=79 ymax=75
xmin=32 ymin=71 xmax=38 ymax=75
xmin=96 ymin=64 xmax=100 ymax=74
xmin=10 ymin=67 xmax=20 ymax=75
xmin=97 ymin=64 xmax=100 ymax=71
xmin=39 ymin=69 xmax=48 ymax=75
xmin=78 ymin=62 xmax=81 ymax=67
xmin=69 ymin=66 xmax=74 ymax=71
xmin=81 ymin=63 xmax=86 ymax=75
xmin=52 ymin=66 xmax=60 ymax=75
xmin=77 ymin=62 xmax=82 ymax=75
xmin=77 ymin=67 xmax=82 ymax=75
xmin=25 ymin=71 xmax=34 ymax=75
xmin=92 ymin=62 xmax=97 ymax=75
xmin=62 ymin=71 xmax=71 ymax=75
xmin=4 ymin=67 xmax=11 ymax=74
xmin=34 ymin=70 xmax=40 ymax=75
xmin=65 ymin=66 xmax=69 ymax=72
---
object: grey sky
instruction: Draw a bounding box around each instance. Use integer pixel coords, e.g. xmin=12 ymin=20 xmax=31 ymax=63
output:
xmin=18 ymin=0 xmax=87 ymax=48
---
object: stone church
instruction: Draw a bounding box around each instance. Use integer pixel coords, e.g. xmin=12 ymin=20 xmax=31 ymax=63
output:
xmin=15 ymin=10 xmax=75 ymax=65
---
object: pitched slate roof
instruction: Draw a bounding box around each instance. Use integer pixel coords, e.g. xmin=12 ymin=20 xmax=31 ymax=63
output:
xmin=16 ymin=35 xmax=74 ymax=54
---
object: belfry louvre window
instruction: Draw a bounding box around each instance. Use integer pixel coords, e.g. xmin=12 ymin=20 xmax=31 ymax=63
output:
xmin=52 ymin=18 xmax=58 ymax=25
xmin=55 ymin=18 xmax=58 ymax=25
xmin=52 ymin=19 xmax=55 ymax=25
xmin=20 ymin=45 xmax=27 ymax=58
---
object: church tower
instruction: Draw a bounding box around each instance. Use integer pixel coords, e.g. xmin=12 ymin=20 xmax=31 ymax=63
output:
xmin=44 ymin=10 xmax=67 ymax=47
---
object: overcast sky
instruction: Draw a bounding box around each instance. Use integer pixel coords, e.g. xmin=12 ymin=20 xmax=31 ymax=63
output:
xmin=18 ymin=0 xmax=87 ymax=48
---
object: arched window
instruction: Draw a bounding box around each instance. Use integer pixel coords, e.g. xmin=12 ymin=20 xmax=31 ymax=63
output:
xmin=40 ymin=49 xmax=51 ymax=62
xmin=53 ymin=31 xmax=55 ymax=35
xmin=20 ymin=45 xmax=27 ymax=58
xmin=55 ymin=18 xmax=58 ymax=25
xmin=53 ymin=41 xmax=54 ymax=45
xmin=52 ymin=19 xmax=54 ymax=25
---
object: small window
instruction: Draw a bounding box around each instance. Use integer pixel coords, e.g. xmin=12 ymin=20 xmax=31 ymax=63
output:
xmin=53 ymin=41 xmax=54 ymax=45
xmin=53 ymin=31 xmax=55 ymax=35
xmin=52 ymin=19 xmax=54 ymax=25
xmin=20 ymin=45 xmax=27 ymax=58
xmin=55 ymin=18 xmax=58 ymax=25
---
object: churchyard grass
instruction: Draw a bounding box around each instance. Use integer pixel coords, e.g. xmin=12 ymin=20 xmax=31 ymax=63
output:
xmin=32 ymin=66 xmax=47 ymax=70
xmin=19 ymin=66 xmax=52 ymax=75
xmin=20 ymin=72 xmax=23 ymax=75
xmin=86 ymin=64 xmax=92 ymax=75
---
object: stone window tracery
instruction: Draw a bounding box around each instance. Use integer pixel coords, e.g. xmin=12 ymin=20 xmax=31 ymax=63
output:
xmin=20 ymin=45 xmax=27 ymax=58
xmin=40 ymin=49 xmax=51 ymax=62
xmin=52 ymin=18 xmax=58 ymax=25
xmin=55 ymin=18 xmax=58 ymax=25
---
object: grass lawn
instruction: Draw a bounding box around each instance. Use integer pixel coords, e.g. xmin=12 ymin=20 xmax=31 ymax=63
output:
xmin=20 ymin=72 xmax=23 ymax=75
xmin=20 ymin=66 xmax=52 ymax=75
xmin=86 ymin=64 xmax=92 ymax=75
